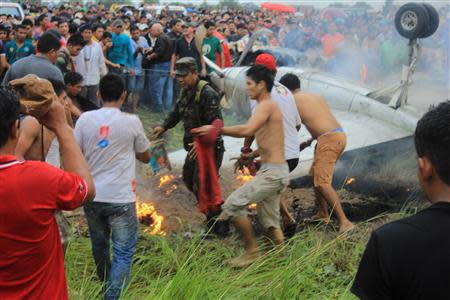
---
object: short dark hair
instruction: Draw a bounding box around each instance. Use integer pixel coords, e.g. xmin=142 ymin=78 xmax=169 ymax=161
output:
xmin=279 ymin=73 xmax=300 ymax=91
xmin=15 ymin=24 xmax=27 ymax=31
xmin=21 ymin=19 xmax=34 ymax=27
xmin=99 ymin=74 xmax=125 ymax=102
xmin=57 ymin=19 xmax=68 ymax=27
xmin=64 ymin=72 xmax=83 ymax=86
xmin=36 ymin=14 xmax=48 ymax=26
xmin=246 ymin=65 xmax=275 ymax=92
xmin=68 ymin=22 xmax=78 ymax=34
xmin=79 ymin=23 xmax=92 ymax=33
xmin=0 ymin=87 xmax=20 ymax=148
xmin=49 ymin=80 xmax=66 ymax=96
xmin=236 ymin=23 xmax=247 ymax=30
xmin=415 ymin=101 xmax=450 ymax=185
xmin=92 ymin=23 xmax=105 ymax=32
xmin=37 ymin=31 xmax=61 ymax=53
xmin=204 ymin=20 xmax=215 ymax=29
xmin=169 ymin=18 xmax=181 ymax=28
xmin=67 ymin=33 xmax=86 ymax=47
xmin=102 ymin=31 xmax=112 ymax=40
xmin=130 ymin=25 xmax=139 ymax=33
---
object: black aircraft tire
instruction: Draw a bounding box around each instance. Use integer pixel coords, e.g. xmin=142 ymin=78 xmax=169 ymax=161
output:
xmin=419 ymin=3 xmax=440 ymax=39
xmin=395 ymin=3 xmax=429 ymax=40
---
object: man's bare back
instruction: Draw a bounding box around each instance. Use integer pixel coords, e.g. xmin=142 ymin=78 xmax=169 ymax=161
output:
xmin=254 ymin=99 xmax=285 ymax=164
xmin=293 ymin=91 xmax=341 ymax=138
xmin=16 ymin=117 xmax=56 ymax=161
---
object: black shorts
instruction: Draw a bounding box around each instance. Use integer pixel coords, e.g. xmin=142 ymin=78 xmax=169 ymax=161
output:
xmin=286 ymin=158 xmax=299 ymax=173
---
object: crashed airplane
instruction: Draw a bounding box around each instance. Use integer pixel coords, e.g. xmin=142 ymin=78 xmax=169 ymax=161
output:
xmin=169 ymin=3 xmax=440 ymax=204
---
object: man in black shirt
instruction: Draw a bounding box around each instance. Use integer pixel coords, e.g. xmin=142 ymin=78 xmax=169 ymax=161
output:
xmin=143 ymin=23 xmax=174 ymax=112
xmin=170 ymin=22 xmax=206 ymax=79
xmin=167 ymin=19 xmax=183 ymax=42
xmin=167 ymin=19 xmax=183 ymax=102
xmin=352 ymin=101 xmax=450 ymax=300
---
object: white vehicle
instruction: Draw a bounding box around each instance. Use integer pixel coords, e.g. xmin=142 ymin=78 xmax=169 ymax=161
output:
xmin=0 ymin=3 xmax=25 ymax=22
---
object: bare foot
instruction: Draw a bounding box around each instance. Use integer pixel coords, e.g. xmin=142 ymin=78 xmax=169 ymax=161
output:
xmin=339 ymin=221 xmax=355 ymax=233
xmin=228 ymin=250 xmax=261 ymax=268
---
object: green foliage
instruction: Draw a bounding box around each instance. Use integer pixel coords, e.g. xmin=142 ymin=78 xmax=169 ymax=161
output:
xmin=218 ymin=0 xmax=242 ymax=10
xmin=66 ymin=224 xmax=369 ymax=299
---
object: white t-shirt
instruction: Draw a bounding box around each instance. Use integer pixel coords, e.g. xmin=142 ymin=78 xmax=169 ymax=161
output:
xmin=74 ymin=41 xmax=107 ymax=86
xmin=250 ymin=81 xmax=301 ymax=160
xmin=75 ymin=107 xmax=151 ymax=203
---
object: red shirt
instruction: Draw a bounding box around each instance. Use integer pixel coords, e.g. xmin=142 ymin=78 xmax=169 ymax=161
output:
xmin=321 ymin=33 xmax=344 ymax=58
xmin=0 ymin=155 xmax=88 ymax=300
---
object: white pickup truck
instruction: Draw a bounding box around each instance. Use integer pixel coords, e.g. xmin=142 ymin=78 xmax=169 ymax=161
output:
xmin=0 ymin=2 xmax=25 ymax=22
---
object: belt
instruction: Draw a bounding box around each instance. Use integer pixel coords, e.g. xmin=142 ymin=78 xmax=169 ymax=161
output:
xmin=318 ymin=127 xmax=344 ymax=139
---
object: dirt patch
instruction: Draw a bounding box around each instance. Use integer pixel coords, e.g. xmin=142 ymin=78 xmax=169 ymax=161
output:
xmin=67 ymin=163 xmax=411 ymax=237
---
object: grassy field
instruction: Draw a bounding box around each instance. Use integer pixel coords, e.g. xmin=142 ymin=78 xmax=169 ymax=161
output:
xmin=65 ymin=215 xmax=405 ymax=300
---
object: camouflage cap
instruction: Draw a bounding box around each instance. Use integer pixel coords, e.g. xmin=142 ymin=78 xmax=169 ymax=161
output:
xmin=174 ymin=57 xmax=198 ymax=76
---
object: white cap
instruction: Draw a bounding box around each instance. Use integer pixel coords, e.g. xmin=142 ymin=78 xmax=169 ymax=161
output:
xmin=138 ymin=23 xmax=149 ymax=31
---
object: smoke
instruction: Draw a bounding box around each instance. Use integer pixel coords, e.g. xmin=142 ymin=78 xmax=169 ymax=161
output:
xmin=245 ymin=3 xmax=450 ymax=112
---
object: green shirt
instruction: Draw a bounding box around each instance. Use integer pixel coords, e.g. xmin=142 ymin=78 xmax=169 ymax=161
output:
xmin=5 ymin=39 xmax=35 ymax=65
xmin=201 ymin=35 xmax=222 ymax=72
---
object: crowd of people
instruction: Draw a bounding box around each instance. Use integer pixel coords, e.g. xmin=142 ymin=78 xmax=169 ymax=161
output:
xmin=0 ymin=3 xmax=448 ymax=108
xmin=0 ymin=2 xmax=450 ymax=300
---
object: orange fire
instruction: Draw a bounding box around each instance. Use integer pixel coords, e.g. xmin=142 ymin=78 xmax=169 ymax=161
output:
xmin=345 ymin=177 xmax=356 ymax=185
xmin=165 ymin=184 xmax=178 ymax=196
xmin=248 ymin=203 xmax=257 ymax=209
xmin=136 ymin=197 xmax=165 ymax=236
xmin=159 ymin=175 xmax=175 ymax=188
xmin=236 ymin=167 xmax=254 ymax=184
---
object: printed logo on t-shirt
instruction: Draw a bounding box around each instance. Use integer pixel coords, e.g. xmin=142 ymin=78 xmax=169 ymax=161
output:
xmin=132 ymin=179 xmax=136 ymax=193
xmin=98 ymin=125 xmax=110 ymax=149
xmin=276 ymin=85 xmax=289 ymax=96
xmin=202 ymin=44 xmax=211 ymax=55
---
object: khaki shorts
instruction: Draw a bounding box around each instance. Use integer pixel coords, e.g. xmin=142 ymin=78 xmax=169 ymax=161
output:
xmin=309 ymin=132 xmax=346 ymax=187
xmin=219 ymin=163 xmax=289 ymax=229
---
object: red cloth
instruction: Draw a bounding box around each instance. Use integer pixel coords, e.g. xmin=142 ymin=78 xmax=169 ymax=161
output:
xmin=256 ymin=53 xmax=277 ymax=72
xmin=192 ymin=120 xmax=223 ymax=214
xmin=213 ymin=32 xmax=232 ymax=68
xmin=0 ymin=155 xmax=88 ymax=300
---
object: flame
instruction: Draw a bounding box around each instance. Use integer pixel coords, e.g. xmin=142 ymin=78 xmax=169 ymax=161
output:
xmin=136 ymin=197 xmax=165 ymax=236
xmin=159 ymin=175 xmax=175 ymax=188
xmin=165 ymin=184 xmax=178 ymax=196
xmin=345 ymin=177 xmax=356 ymax=185
xmin=248 ymin=203 xmax=257 ymax=209
xmin=236 ymin=167 xmax=254 ymax=184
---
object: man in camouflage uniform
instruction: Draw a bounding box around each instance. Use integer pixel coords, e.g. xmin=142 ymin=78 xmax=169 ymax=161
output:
xmin=154 ymin=57 xmax=227 ymax=236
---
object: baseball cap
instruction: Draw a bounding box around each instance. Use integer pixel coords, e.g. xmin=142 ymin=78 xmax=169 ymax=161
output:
xmin=174 ymin=57 xmax=198 ymax=76
xmin=137 ymin=23 xmax=149 ymax=31
xmin=183 ymin=22 xmax=197 ymax=28
xmin=112 ymin=18 xmax=125 ymax=28
xmin=255 ymin=53 xmax=277 ymax=72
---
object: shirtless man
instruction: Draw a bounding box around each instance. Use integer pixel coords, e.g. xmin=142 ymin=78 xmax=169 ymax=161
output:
xmin=194 ymin=65 xmax=289 ymax=267
xmin=14 ymin=79 xmax=73 ymax=251
xmin=279 ymin=73 xmax=354 ymax=233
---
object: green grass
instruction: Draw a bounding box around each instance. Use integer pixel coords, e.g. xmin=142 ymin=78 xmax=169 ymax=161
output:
xmin=65 ymin=222 xmax=380 ymax=300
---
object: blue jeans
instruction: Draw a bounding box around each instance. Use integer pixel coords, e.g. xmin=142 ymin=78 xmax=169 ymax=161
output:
xmin=128 ymin=74 xmax=145 ymax=93
xmin=84 ymin=202 xmax=138 ymax=300
xmin=147 ymin=61 xmax=173 ymax=111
